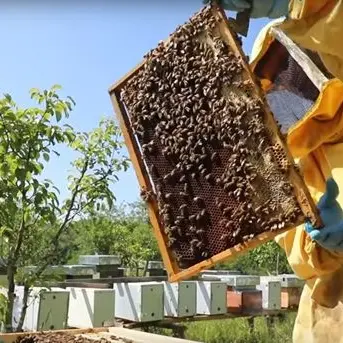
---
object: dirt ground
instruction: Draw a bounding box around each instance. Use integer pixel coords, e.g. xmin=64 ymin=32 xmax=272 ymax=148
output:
xmin=14 ymin=332 xmax=133 ymax=343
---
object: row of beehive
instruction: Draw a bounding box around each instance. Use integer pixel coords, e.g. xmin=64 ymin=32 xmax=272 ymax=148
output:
xmin=7 ymin=275 xmax=304 ymax=332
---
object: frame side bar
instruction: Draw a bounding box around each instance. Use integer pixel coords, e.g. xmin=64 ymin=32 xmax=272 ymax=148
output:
xmin=109 ymin=89 xmax=180 ymax=278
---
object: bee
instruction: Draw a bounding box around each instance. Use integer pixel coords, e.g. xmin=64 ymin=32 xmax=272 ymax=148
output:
xmin=140 ymin=188 xmax=154 ymax=203
xmin=194 ymin=197 xmax=205 ymax=207
xmin=220 ymin=234 xmax=229 ymax=241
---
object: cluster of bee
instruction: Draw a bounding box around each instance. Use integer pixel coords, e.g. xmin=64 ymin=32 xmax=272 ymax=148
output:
xmin=121 ymin=6 xmax=303 ymax=267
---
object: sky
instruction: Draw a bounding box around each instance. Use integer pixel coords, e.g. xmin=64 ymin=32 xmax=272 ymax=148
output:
xmin=0 ymin=1 xmax=270 ymax=205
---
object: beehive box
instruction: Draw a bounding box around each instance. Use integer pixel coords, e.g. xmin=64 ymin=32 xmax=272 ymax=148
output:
xmin=281 ymin=287 xmax=302 ymax=309
xmin=257 ymin=280 xmax=282 ymax=310
xmin=67 ymin=288 xmax=115 ymax=328
xmin=195 ymin=281 xmax=227 ymax=315
xmin=113 ymin=282 xmax=164 ymax=322
xmin=163 ymin=281 xmax=197 ymax=317
xmin=227 ymin=289 xmax=262 ymax=313
xmin=13 ymin=286 xmax=69 ymax=332
xmin=108 ymin=5 xmax=321 ymax=282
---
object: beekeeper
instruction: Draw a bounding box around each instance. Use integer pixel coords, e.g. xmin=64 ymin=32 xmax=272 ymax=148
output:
xmin=205 ymin=0 xmax=343 ymax=342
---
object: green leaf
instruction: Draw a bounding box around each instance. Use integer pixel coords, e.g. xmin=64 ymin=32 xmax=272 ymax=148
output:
xmin=15 ymin=168 xmax=26 ymax=180
xmin=4 ymin=93 xmax=12 ymax=102
xmin=52 ymin=185 xmax=60 ymax=194
xmin=24 ymin=210 xmax=31 ymax=223
xmin=0 ymin=163 xmax=9 ymax=174
xmin=67 ymin=96 xmax=76 ymax=106
xmin=56 ymin=111 xmax=62 ymax=122
xmin=43 ymin=153 xmax=50 ymax=162
xmin=29 ymin=88 xmax=40 ymax=97
xmin=51 ymin=84 xmax=62 ymax=91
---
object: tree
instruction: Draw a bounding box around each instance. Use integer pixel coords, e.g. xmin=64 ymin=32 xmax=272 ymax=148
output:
xmin=69 ymin=201 xmax=160 ymax=272
xmin=0 ymin=86 xmax=129 ymax=332
xmin=217 ymin=241 xmax=293 ymax=275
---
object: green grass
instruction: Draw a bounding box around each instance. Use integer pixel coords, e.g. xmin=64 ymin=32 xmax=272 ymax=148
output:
xmin=184 ymin=313 xmax=296 ymax=343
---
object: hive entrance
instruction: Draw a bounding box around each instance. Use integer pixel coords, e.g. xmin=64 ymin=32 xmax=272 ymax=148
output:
xmin=109 ymin=6 xmax=320 ymax=281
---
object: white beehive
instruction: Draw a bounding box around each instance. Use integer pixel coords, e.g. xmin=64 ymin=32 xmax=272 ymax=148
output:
xmin=67 ymin=287 xmax=115 ymax=328
xmin=195 ymin=281 xmax=227 ymax=315
xmin=263 ymin=274 xmax=305 ymax=288
xmin=214 ymin=275 xmax=260 ymax=289
xmin=257 ymin=280 xmax=281 ymax=310
xmin=13 ymin=286 xmax=69 ymax=331
xmin=113 ymin=282 xmax=164 ymax=322
xmin=163 ymin=281 xmax=196 ymax=318
xmin=78 ymin=255 xmax=122 ymax=266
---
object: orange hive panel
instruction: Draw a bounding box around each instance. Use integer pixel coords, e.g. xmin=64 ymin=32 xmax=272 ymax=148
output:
xmin=281 ymin=287 xmax=302 ymax=309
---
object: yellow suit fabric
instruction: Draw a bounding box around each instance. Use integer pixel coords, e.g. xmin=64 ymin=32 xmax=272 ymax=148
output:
xmin=249 ymin=2 xmax=343 ymax=341
xmin=285 ymin=0 xmax=343 ymax=82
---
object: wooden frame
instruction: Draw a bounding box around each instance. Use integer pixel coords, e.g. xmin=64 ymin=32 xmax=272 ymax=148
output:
xmin=270 ymin=27 xmax=328 ymax=90
xmin=108 ymin=5 xmax=321 ymax=283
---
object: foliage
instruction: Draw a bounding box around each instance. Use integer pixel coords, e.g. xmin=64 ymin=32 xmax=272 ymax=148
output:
xmin=217 ymin=241 xmax=293 ymax=275
xmin=0 ymin=292 xmax=6 ymax=330
xmin=67 ymin=200 xmax=290 ymax=276
xmin=184 ymin=313 xmax=296 ymax=343
xmin=69 ymin=201 xmax=160 ymax=268
xmin=0 ymin=86 xmax=129 ymax=331
xmin=144 ymin=313 xmax=296 ymax=343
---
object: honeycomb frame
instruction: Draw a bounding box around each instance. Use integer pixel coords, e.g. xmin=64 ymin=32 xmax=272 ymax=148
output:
xmin=108 ymin=5 xmax=321 ymax=282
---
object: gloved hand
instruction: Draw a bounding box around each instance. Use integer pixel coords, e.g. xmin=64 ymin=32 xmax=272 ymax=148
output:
xmin=305 ymin=178 xmax=343 ymax=252
xmin=203 ymin=0 xmax=289 ymax=19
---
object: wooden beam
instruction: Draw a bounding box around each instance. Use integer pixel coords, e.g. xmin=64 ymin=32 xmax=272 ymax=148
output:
xmin=124 ymin=309 xmax=296 ymax=328
xmin=107 ymin=327 xmax=203 ymax=343
xmin=270 ymin=27 xmax=328 ymax=90
xmin=52 ymin=275 xmax=219 ymax=288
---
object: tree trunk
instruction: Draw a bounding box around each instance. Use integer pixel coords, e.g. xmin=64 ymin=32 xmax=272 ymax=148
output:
xmin=5 ymin=265 xmax=15 ymax=332
xmin=143 ymin=260 xmax=149 ymax=277
xmin=15 ymin=284 xmax=29 ymax=332
xmin=276 ymin=252 xmax=280 ymax=275
xmin=135 ymin=263 xmax=140 ymax=277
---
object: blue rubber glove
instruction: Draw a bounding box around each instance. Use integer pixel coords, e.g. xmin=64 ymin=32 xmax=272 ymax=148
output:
xmin=203 ymin=0 xmax=289 ymax=19
xmin=305 ymin=178 xmax=343 ymax=252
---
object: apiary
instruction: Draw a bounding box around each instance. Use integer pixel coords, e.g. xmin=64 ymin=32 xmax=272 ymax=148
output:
xmin=109 ymin=5 xmax=321 ymax=282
